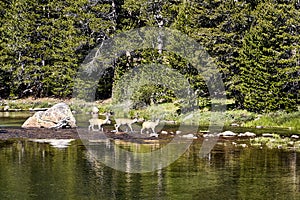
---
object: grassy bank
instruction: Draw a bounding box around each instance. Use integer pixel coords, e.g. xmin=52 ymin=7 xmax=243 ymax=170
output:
xmin=1 ymin=98 xmax=299 ymax=131
xmin=102 ymin=102 xmax=299 ymax=131
xmin=0 ymin=98 xmax=101 ymax=113
xmin=0 ymin=98 xmax=65 ymax=110
xmin=244 ymin=111 xmax=300 ymax=131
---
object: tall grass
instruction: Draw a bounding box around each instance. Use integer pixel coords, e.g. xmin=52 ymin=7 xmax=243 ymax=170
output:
xmin=244 ymin=111 xmax=300 ymax=130
xmin=103 ymin=102 xmax=258 ymax=126
xmin=132 ymin=103 xmax=180 ymax=120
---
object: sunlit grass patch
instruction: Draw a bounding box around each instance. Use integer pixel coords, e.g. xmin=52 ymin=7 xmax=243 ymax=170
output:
xmin=127 ymin=103 xmax=180 ymax=121
xmin=244 ymin=111 xmax=300 ymax=130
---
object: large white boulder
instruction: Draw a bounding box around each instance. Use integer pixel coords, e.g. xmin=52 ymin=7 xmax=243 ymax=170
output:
xmin=22 ymin=103 xmax=76 ymax=128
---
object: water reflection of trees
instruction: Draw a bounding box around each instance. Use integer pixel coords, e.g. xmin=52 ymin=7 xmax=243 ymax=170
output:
xmin=1 ymin=139 xmax=300 ymax=199
xmin=0 ymin=140 xmax=86 ymax=199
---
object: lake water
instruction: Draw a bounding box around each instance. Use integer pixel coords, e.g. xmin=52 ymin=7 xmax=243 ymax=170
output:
xmin=1 ymin=139 xmax=300 ymax=199
xmin=0 ymin=112 xmax=32 ymax=127
xmin=1 ymin=112 xmax=300 ymax=199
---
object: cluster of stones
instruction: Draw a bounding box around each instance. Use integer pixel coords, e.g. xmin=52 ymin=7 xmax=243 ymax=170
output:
xmin=202 ymin=131 xmax=256 ymax=138
xmin=250 ymin=133 xmax=300 ymax=150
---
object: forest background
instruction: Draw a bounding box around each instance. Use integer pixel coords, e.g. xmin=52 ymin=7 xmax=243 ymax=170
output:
xmin=0 ymin=0 xmax=299 ymax=126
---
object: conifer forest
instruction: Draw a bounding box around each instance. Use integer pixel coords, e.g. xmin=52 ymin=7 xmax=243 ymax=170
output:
xmin=0 ymin=0 xmax=299 ymax=113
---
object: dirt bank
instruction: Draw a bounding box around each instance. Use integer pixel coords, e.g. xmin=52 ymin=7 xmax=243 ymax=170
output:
xmin=0 ymin=128 xmax=173 ymax=143
xmin=0 ymin=128 xmax=80 ymax=140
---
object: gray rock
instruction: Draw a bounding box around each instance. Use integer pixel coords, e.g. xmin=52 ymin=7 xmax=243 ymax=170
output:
xmin=245 ymin=132 xmax=256 ymax=137
xmin=3 ymin=105 xmax=9 ymax=111
xmin=218 ymin=131 xmax=237 ymax=137
xmin=262 ymin=133 xmax=273 ymax=137
xmin=238 ymin=132 xmax=256 ymax=137
xmin=181 ymin=134 xmax=197 ymax=139
xmin=291 ymin=135 xmax=299 ymax=139
xmin=22 ymin=103 xmax=76 ymax=128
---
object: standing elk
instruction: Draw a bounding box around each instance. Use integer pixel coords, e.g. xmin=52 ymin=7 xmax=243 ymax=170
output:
xmin=141 ymin=119 xmax=160 ymax=134
xmin=88 ymin=113 xmax=111 ymax=131
xmin=114 ymin=117 xmax=138 ymax=132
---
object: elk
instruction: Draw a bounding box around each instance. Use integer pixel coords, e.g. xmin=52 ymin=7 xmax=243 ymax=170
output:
xmin=88 ymin=113 xmax=111 ymax=131
xmin=114 ymin=117 xmax=138 ymax=132
xmin=141 ymin=119 xmax=160 ymax=134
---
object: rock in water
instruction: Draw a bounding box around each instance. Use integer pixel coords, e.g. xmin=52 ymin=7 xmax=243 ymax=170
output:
xmin=3 ymin=105 xmax=9 ymax=111
xmin=22 ymin=103 xmax=76 ymax=128
xmin=218 ymin=131 xmax=237 ymax=137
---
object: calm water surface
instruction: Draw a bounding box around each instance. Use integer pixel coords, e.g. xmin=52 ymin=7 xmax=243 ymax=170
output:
xmin=0 ymin=139 xmax=300 ymax=200
xmin=0 ymin=112 xmax=32 ymax=127
xmin=1 ymin=112 xmax=300 ymax=199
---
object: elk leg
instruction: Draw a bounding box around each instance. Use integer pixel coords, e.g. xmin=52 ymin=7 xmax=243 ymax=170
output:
xmin=152 ymin=128 xmax=155 ymax=134
xmin=128 ymin=124 xmax=133 ymax=132
xmin=114 ymin=124 xmax=119 ymax=132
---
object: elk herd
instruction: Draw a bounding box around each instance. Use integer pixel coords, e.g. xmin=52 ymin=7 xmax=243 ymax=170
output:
xmin=88 ymin=112 xmax=161 ymax=134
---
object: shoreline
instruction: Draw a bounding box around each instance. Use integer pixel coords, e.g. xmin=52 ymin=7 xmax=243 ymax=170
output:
xmin=0 ymin=128 xmax=80 ymax=140
xmin=0 ymin=126 xmax=298 ymax=141
xmin=0 ymin=128 xmax=174 ymax=142
xmin=1 ymin=97 xmax=299 ymax=133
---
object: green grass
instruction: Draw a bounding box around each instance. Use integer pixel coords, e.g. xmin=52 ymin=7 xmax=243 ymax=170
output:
xmin=177 ymin=109 xmax=256 ymax=126
xmin=224 ymin=110 xmax=257 ymax=125
xmin=126 ymin=103 xmax=180 ymax=120
xmin=250 ymin=133 xmax=300 ymax=152
xmin=1 ymin=98 xmax=62 ymax=110
xmin=244 ymin=111 xmax=300 ymax=130
xmin=99 ymin=101 xmax=299 ymax=130
xmin=112 ymin=102 xmax=256 ymax=127
xmin=2 ymin=97 xmax=299 ymax=131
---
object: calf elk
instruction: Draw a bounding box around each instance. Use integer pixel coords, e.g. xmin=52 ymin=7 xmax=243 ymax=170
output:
xmin=88 ymin=113 xmax=111 ymax=131
xmin=114 ymin=117 xmax=138 ymax=132
xmin=141 ymin=119 xmax=160 ymax=134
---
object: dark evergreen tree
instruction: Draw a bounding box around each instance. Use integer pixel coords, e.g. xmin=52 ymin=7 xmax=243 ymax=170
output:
xmin=0 ymin=0 xmax=299 ymax=112
xmin=0 ymin=0 xmax=116 ymax=98
xmin=234 ymin=1 xmax=300 ymax=112
xmin=0 ymin=0 xmax=12 ymax=98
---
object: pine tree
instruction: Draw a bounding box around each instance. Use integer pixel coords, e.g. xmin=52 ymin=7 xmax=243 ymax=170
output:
xmin=0 ymin=0 xmax=116 ymax=98
xmin=235 ymin=1 xmax=300 ymax=112
xmin=0 ymin=0 xmax=12 ymax=98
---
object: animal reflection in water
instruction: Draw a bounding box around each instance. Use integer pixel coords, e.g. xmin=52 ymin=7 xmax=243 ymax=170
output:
xmin=88 ymin=113 xmax=111 ymax=131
